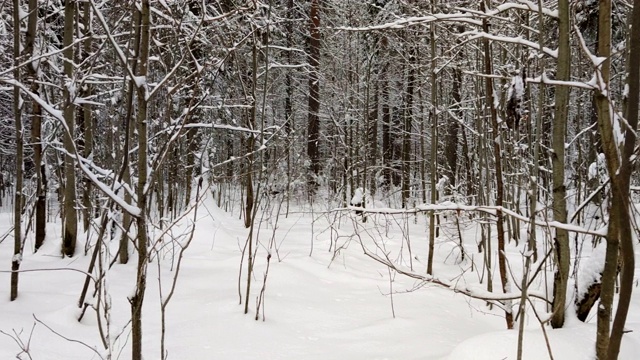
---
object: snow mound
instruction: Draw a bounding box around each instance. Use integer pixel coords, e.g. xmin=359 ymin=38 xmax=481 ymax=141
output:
xmin=446 ymin=323 xmax=640 ymax=360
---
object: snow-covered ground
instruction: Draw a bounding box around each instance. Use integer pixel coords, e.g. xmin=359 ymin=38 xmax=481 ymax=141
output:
xmin=1 ymin=191 xmax=639 ymax=359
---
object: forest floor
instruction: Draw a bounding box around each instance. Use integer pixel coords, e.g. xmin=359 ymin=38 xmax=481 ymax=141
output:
xmin=1 ymin=189 xmax=640 ymax=359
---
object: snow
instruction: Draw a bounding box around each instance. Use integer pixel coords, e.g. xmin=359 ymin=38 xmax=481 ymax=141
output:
xmin=493 ymin=1 xmax=558 ymax=18
xmin=11 ymin=253 xmax=22 ymax=264
xmin=18 ymin=4 xmax=29 ymax=22
xmin=447 ymin=326 xmax=600 ymax=360
xmin=508 ymin=73 xmax=524 ymax=101
xmin=133 ymin=75 xmax=146 ymax=89
xmin=1 ymin=193 xmax=640 ymax=360
xmin=588 ymin=153 xmax=607 ymax=182
xmin=464 ymin=31 xmax=558 ymax=59
xmin=576 ymin=241 xmax=606 ymax=304
xmin=350 ymin=187 xmax=364 ymax=205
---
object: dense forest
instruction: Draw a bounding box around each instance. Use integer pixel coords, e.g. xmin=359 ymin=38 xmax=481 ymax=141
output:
xmin=1 ymin=0 xmax=640 ymax=359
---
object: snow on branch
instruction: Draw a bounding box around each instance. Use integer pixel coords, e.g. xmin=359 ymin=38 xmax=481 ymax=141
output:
xmin=335 ymin=1 xmax=557 ymax=32
xmin=331 ymin=202 xmax=604 ymax=237
xmin=181 ymin=123 xmax=267 ymax=134
xmin=491 ymin=1 xmax=558 ymax=18
xmin=1 ymin=79 xmax=141 ymax=217
xmin=574 ymin=24 xmax=624 ymax=164
xmin=362 ymin=248 xmax=549 ymax=304
xmin=0 ymin=37 xmax=89 ymax=78
xmin=463 ymin=31 xmax=558 ymax=59
xmin=334 ymin=13 xmax=482 ymax=32
xmin=526 ymin=73 xmax=596 ymax=90
xmin=90 ymin=0 xmax=137 ymax=84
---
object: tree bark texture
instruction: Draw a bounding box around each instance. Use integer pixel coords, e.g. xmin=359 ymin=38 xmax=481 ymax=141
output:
xmin=11 ymin=0 xmax=23 ymax=301
xmin=550 ymin=0 xmax=570 ymax=329
xmin=131 ymin=1 xmax=150 ymax=358
xmin=481 ymin=0 xmax=513 ymax=329
xmin=62 ymin=0 xmax=78 ymax=257
xmin=605 ymin=0 xmax=640 ymax=356
xmin=307 ymin=0 xmax=321 ymax=192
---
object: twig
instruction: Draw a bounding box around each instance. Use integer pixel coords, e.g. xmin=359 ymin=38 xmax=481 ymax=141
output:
xmin=33 ymin=314 xmax=104 ymax=359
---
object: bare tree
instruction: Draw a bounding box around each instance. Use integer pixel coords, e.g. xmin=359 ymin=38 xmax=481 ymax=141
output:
xmin=62 ymin=0 xmax=78 ymax=257
xmin=307 ymin=0 xmax=321 ymax=192
xmin=24 ymin=0 xmax=46 ymax=250
xmin=596 ymin=0 xmax=640 ymax=357
xmin=550 ymin=0 xmax=570 ymax=329
xmin=480 ymin=0 xmax=512 ymax=329
xmin=10 ymin=0 xmax=24 ymax=301
xmin=130 ymin=1 xmax=151 ymax=358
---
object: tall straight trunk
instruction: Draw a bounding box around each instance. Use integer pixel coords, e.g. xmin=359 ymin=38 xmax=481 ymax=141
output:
xmin=444 ymin=24 xmax=465 ymax=188
xmin=285 ymin=0 xmax=294 ymax=214
xmin=427 ymin=1 xmax=438 ymax=275
xmin=11 ymin=0 xmax=24 ymax=301
xmin=550 ymin=0 xmax=570 ymax=329
xmin=62 ymin=0 xmax=77 ymax=257
xmin=25 ymin=0 xmax=46 ymax=251
xmin=183 ymin=2 xmax=203 ymax=209
xmin=243 ymin=31 xmax=261 ymax=314
xmin=481 ymin=0 xmax=513 ymax=329
xmin=369 ymin=84 xmax=378 ymax=197
xmin=445 ymin=65 xmax=461 ymax=187
xmin=131 ymin=1 xmax=150 ymax=358
xmin=307 ymin=0 xmax=321 ymax=192
xmin=119 ymin=7 xmax=142 ymax=264
xmin=243 ymin=37 xmax=259 ymax=229
xmin=402 ymin=43 xmax=414 ymax=208
xmin=381 ymin=37 xmax=391 ymax=189
xmin=529 ymin=0 xmax=545 ymax=267
xmin=80 ymin=2 xmax=93 ymax=232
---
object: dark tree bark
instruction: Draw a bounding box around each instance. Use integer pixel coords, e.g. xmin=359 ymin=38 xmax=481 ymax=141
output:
xmin=25 ymin=0 xmax=46 ymax=251
xmin=594 ymin=0 xmax=616 ymax=357
xmin=11 ymin=0 xmax=24 ymax=301
xmin=427 ymin=0 xmax=438 ymax=275
xmin=307 ymin=0 xmax=321 ymax=192
xmin=79 ymin=2 xmax=94 ymax=233
xmin=401 ymin=44 xmax=415 ymax=208
xmin=119 ymin=5 xmax=142 ymax=265
xmin=131 ymin=1 xmax=150 ymax=358
xmin=444 ymin=24 xmax=465 ymax=189
xmin=481 ymin=0 xmax=513 ymax=329
xmin=604 ymin=0 xmax=640 ymax=356
xmin=550 ymin=0 xmax=570 ymax=329
xmin=380 ymin=37 xmax=392 ymax=189
xmin=62 ymin=0 xmax=78 ymax=257
xmin=285 ymin=0 xmax=294 ymax=212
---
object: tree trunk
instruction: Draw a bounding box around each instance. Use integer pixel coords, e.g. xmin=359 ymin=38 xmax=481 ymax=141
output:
xmin=427 ymin=1 xmax=438 ymax=275
xmin=381 ymin=36 xmax=392 ymax=189
xmin=80 ymin=2 xmax=93 ymax=232
xmin=307 ymin=0 xmax=321 ymax=192
xmin=120 ymin=6 xmax=143 ymax=264
xmin=550 ymin=0 xmax=570 ymax=329
xmin=62 ymin=0 xmax=77 ymax=257
xmin=285 ymin=0 xmax=294 ymax=214
xmin=402 ymin=43 xmax=414 ymax=208
xmin=594 ymin=0 xmax=616 ymax=357
xmin=25 ymin=0 xmax=46 ymax=251
xmin=131 ymin=1 xmax=150 ymax=358
xmin=605 ymin=0 xmax=640 ymax=356
xmin=11 ymin=0 xmax=23 ymax=301
xmin=481 ymin=0 xmax=513 ymax=329
xmin=444 ymin=25 xmax=464 ymax=189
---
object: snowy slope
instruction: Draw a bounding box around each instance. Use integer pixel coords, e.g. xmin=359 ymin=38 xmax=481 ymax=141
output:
xmin=0 ymin=193 xmax=639 ymax=359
